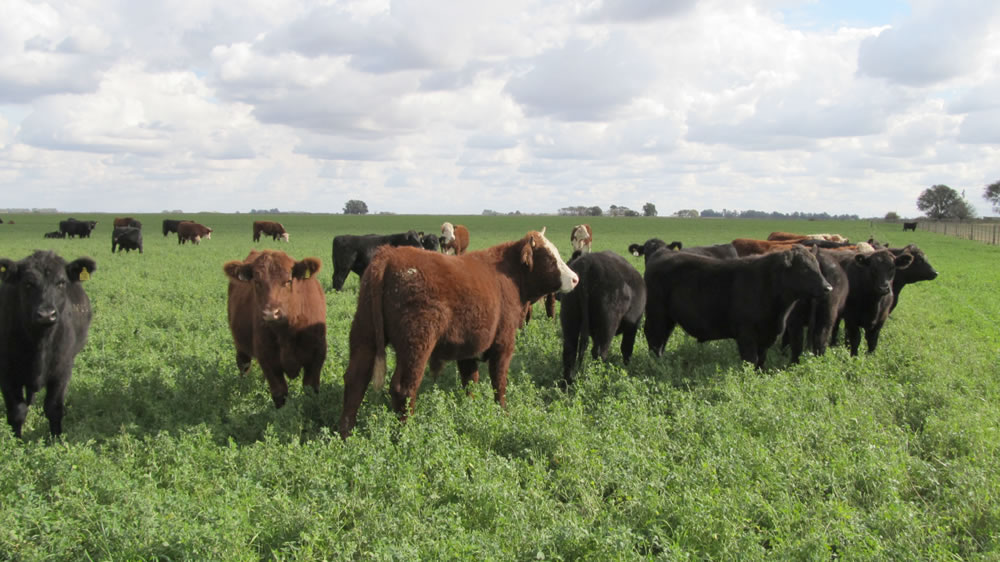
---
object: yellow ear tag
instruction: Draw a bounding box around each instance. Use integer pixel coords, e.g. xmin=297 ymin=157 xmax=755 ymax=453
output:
xmin=0 ymin=266 xmax=5 ymax=273
xmin=79 ymin=267 xmax=90 ymax=281
xmin=304 ymin=270 xmax=311 ymax=279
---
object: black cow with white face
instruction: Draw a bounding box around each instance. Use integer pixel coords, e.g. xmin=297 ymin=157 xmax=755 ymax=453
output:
xmin=330 ymin=231 xmax=423 ymax=291
xmin=112 ymin=226 xmax=144 ymax=254
xmin=560 ymin=251 xmax=646 ymax=384
xmin=0 ymin=251 xmax=96 ymax=437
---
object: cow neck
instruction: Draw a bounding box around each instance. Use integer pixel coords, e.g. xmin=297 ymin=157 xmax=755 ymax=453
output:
xmin=477 ymin=239 xmax=538 ymax=303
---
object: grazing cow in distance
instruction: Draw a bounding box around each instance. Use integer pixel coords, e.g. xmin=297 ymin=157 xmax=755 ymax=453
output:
xmin=252 ymin=220 xmax=289 ymax=243
xmin=330 ymin=231 xmax=423 ymax=291
xmin=162 ymin=219 xmax=188 ymax=237
xmin=224 ymin=250 xmax=326 ymax=408
xmin=643 ymin=245 xmax=832 ymax=368
xmin=0 ymin=251 xmax=96 ymax=437
xmin=44 ymin=231 xmax=66 ymax=239
xmin=888 ymin=245 xmax=937 ymax=313
xmin=831 ymin=250 xmax=913 ymax=356
xmin=440 ymin=222 xmax=470 ymax=255
xmin=902 ymin=222 xmax=918 ymax=232
xmin=111 ymin=226 xmax=143 ymax=254
xmin=560 ymin=251 xmax=645 ymax=384
xmin=570 ymin=224 xmax=593 ymax=254
xmin=113 ymin=217 xmax=142 ymax=229
xmin=177 ymin=222 xmax=212 ymax=244
xmin=338 ymin=228 xmax=579 ymax=438
xmin=59 ymin=219 xmax=98 ymax=238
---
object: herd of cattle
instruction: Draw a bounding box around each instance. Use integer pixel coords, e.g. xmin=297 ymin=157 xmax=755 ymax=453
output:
xmin=1 ymin=219 xmax=938 ymax=440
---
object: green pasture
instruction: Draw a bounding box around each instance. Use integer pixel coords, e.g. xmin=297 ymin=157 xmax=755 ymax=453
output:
xmin=0 ymin=213 xmax=997 ymax=560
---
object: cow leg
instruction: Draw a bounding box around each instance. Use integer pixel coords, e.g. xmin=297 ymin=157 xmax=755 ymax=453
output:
xmin=592 ymin=317 xmax=616 ymax=362
xmin=844 ymin=320 xmax=862 ymax=357
xmin=257 ymin=357 xmax=289 ymax=408
xmin=236 ymin=351 xmax=252 ymax=375
xmin=457 ymin=359 xmax=480 ymax=395
xmin=544 ymin=293 xmax=556 ymax=318
xmin=561 ymin=322 xmax=581 ymax=385
xmin=523 ymin=302 xmax=533 ymax=325
xmin=736 ymin=337 xmax=760 ymax=368
xmin=389 ymin=348 xmax=432 ymax=420
xmin=487 ymin=351 xmax=512 ymax=408
xmin=338 ymin=345 xmax=376 ymax=438
xmin=643 ymin=315 xmax=675 ymax=358
xmin=619 ymin=320 xmax=639 ymax=365
xmin=2 ymin=384 xmax=28 ymax=438
xmin=864 ymin=324 xmax=883 ymax=354
xmin=43 ymin=374 xmax=71 ymax=437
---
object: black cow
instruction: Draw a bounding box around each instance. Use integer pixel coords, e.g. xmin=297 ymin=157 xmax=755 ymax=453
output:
xmin=902 ymin=222 xmax=917 ymax=232
xmin=643 ymin=245 xmax=832 ymax=368
xmin=831 ymin=250 xmax=913 ymax=356
xmin=59 ymin=219 xmax=98 ymax=238
xmin=330 ymin=231 xmax=422 ymax=291
xmin=112 ymin=226 xmax=143 ymax=254
xmin=162 ymin=219 xmax=188 ymax=237
xmin=628 ymin=238 xmax=671 ymax=263
xmin=628 ymin=239 xmax=738 ymax=262
xmin=420 ymin=233 xmax=440 ymax=252
xmin=43 ymin=231 xmax=66 ymax=239
xmin=560 ymin=251 xmax=646 ymax=384
xmin=888 ymin=245 xmax=937 ymax=313
xmin=0 ymin=251 xmax=95 ymax=437
xmin=783 ymin=249 xmax=849 ymax=363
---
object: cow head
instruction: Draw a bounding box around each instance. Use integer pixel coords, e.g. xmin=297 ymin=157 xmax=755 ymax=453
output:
xmin=421 ymin=234 xmax=440 ymax=252
xmin=570 ymin=224 xmax=592 ymax=253
xmin=893 ymin=245 xmax=937 ymax=283
xmin=440 ymin=222 xmax=455 ymax=243
xmin=280 ymin=232 xmax=290 ymax=242
xmin=0 ymin=251 xmax=95 ymax=330
xmin=519 ymin=228 xmax=579 ymax=296
xmin=224 ymin=250 xmax=322 ymax=325
xmin=781 ymin=246 xmax=833 ymax=297
xmin=853 ymin=250 xmax=912 ymax=295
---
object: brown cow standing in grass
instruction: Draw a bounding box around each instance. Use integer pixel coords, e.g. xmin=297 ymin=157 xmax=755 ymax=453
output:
xmin=224 ymin=250 xmax=326 ymax=408
xmin=338 ymin=229 xmax=579 ymax=438
xmin=440 ymin=222 xmax=470 ymax=255
xmin=178 ymin=222 xmax=212 ymax=244
xmin=253 ymin=220 xmax=289 ymax=243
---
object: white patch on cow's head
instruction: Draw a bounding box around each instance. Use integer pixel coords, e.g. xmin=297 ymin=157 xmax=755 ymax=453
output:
xmin=204 ymin=232 xmax=211 ymax=239
xmin=631 ymin=250 xmax=639 ymax=257
xmin=538 ymin=230 xmax=579 ymax=292
xmin=855 ymin=241 xmax=875 ymax=254
xmin=281 ymin=232 xmax=289 ymax=242
xmin=441 ymin=222 xmax=455 ymax=243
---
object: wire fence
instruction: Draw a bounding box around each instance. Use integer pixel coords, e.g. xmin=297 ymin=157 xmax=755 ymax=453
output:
xmin=914 ymin=221 xmax=1000 ymax=246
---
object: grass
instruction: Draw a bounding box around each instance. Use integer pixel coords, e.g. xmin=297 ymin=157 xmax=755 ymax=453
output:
xmin=0 ymin=212 xmax=997 ymax=559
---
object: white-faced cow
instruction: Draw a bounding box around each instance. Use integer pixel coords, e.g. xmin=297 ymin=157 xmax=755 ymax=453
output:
xmin=178 ymin=222 xmax=212 ymax=244
xmin=253 ymin=221 xmax=289 ymax=243
xmin=0 ymin=251 xmax=96 ymax=437
xmin=224 ymin=250 xmax=326 ymax=408
xmin=570 ymin=224 xmax=593 ymax=254
xmin=338 ymin=228 xmax=579 ymax=438
xmin=440 ymin=222 xmax=470 ymax=255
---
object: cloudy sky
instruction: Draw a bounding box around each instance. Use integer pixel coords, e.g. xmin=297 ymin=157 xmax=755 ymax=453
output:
xmin=2 ymin=0 xmax=998 ymax=217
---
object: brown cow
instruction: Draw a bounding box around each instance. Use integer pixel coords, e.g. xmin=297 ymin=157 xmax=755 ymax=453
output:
xmin=440 ymin=222 xmax=470 ymax=255
xmin=253 ymin=220 xmax=289 ymax=243
xmin=338 ymin=229 xmax=579 ymax=437
xmin=570 ymin=224 xmax=593 ymax=254
xmin=731 ymin=238 xmax=800 ymax=257
xmin=178 ymin=222 xmax=212 ymax=244
xmin=766 ymin=231 xmax=808 ymax=242
xmin=223 ymin=250 xmax=326 ymax=408
xmin=113 ymin=217 xmax=142 ymax=229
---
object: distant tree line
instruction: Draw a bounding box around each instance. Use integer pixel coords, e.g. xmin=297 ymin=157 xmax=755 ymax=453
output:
xmin=699 ymin=209 xmax=860 ymax=220
xmin=249 ymin=208 xmax=283 ymax=214
xmin=557 ymin=203 xmax=657 ymax=217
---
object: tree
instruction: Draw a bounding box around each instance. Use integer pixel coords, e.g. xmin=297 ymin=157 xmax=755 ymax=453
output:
xmin=984 ymin=180 xmax=1000 ymax=214
xmin=884 ymin=211 xmax=900 ymax=221
xmin=673 ymin=209 xmax=699 ymax=218
xmin=916 ymin=185 xmax=962 ymax=219
xmin=643 ymin=202 xmax=657 ymax=217
xmin=587 ymin=206 xmax=603 ymax=217
xmin=950 ymin=197 xmax=976 ymax=220
xmin=343 ymin=200 xmax=369 ymax=215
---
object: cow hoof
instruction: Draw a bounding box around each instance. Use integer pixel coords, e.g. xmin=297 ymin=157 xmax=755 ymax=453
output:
xmin=272 ymin=394 xmax=287 ymax=409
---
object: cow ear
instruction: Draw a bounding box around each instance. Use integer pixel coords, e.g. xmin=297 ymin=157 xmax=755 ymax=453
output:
xmin=894 ymin=253 xmax=914 ymax=269
xmin=293 ymin=257 xmax=322 ymax=279
xmin=223 ymin=261 xmax=253 ymax=282
xmin=782 ymin=251 xmax=794 ymax=267
xmin=0 ymin=259 xmax=17 ymax=282
xmin=521 ymin=238 xmax=534 ymax=270
xmin=67 ymin=258 xmax=96 ymax=282
xmin=854 ymin=253 xmax=869 ymax=266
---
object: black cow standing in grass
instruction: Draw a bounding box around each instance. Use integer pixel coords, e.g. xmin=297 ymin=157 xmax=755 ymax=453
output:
xmin=0 ymin=251 xmax=96 ymax=437
xmin=643 ymin=245 xmax=832 ymax=369
xmin=59 ymin=219 xmax=97 ymax=238
xmin=628 ymin=238 xmax=737 ymax=262
xmin=112 ymin=226 xmax=143 ymax=254
xmin=888 ymin=245 xmax=938 ymax=313
xmin=162 ymin=219 xmax=188 ymax=237
xmin=560 ymin=251 xmax=646 ymax=384
xmin=831 ymin=250 xmax=913 ymax=356
xmin=330 ymin=231 xmax=423 ymax=291
xmin=783 ymin=249 xmax=850 ymax=363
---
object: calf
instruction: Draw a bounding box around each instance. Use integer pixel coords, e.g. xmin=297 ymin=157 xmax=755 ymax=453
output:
xmin=902 ymin=222 xmax=918 ymax=232
xmin=111 ymin=226 xmax=143 ymax=254
xmin=338 ymin=229 xmax=579 ymax=438
xmin=643 ymin=245 xmax=832 ymax=368
xmin=560 ymin=251 xmax=645 ymax=384
xmin=831 ymin=250 xmax=913 ymax=355
xmin=177 ymin=222 xmax=212 ymax=244
xmin=888 ymin=245 xmax=937 ymax=313
xmin=0 ymin=251 xmax=96 ymax=437
xmin=162 ymin=219 xmax=188 ymax=237
xmin=43 ymin=231 xmax=66 ymax=239
xmin=253 ymin=220 xmax=289 ymax=243
xmin=440 ymin=222 xmax=470 ymax=255
xmin=223 ymin=250 xmax=326 ymax=408
xmin=330 ymin=231 xmax=423 ymax=291
xmin=570 ymin=224 xmax=593 ymax=254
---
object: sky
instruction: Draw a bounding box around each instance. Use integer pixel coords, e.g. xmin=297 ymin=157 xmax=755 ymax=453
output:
xmin=1 ymin=0 xmax=999 ymax=217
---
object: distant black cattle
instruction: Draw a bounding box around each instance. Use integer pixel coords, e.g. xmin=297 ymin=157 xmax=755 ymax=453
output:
xmin=330 ymin=231 xmax=422 ymax=291
xmin=560 ymin=251 xmax=646 ymax=384
xmin=162 ymin=219 xmax=188 ymax=237
xmin=831 ymin=249 xmax=913 ymax=356
xmin=58 ymin=219 xmax=97 ymax=238
xmin=112 ymin=226 xmax=143 ymax=254
xmin=902 ymin=222 xmax=917 ymax=232
xmin=643 ymin=246 xmax=832 ymax=368
xmin=888 ymin=245 xmax=937 ymax=313
xmin=44 ymin=231 xmax=66 ymax=239
xmin=420 ymin=233 xmax=440 ymax=252
xmin=0 ymin=251 xmax=96 ymax=437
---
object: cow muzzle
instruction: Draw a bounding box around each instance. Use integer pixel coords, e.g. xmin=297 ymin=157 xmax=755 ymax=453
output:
xmin=34 ymin=307 xmax=58 ymax=326
xmin=261 ymin=308 xmax=285 ymax=324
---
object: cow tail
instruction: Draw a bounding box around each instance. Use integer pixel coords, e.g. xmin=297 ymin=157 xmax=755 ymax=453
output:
xmin=368 ymin=260 xmax=389 ymax=391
